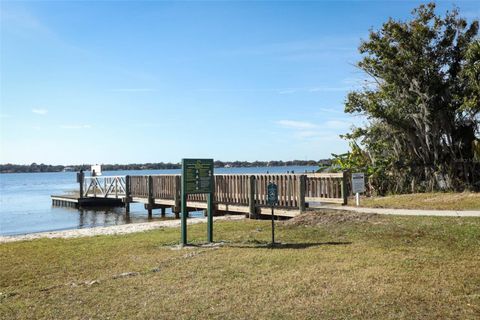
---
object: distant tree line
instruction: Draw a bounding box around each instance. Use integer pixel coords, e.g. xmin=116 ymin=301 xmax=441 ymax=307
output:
xmin=0 ymin=160 xmax=330 ymax=174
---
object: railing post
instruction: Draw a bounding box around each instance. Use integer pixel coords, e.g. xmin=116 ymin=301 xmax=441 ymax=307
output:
xmin=298 ymin=175 xmax=306 ymax=213
xmin=248 ymin=175 xmax=257 ymax=219
xmin=341 ymin=171 xmax=348 ymax=205
xmin=125 ymin=175 xmax=131 ymax=215
xmin=173 ymin=175 xmax=181 ymax=219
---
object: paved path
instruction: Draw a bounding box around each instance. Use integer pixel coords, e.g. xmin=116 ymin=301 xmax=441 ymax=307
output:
xmin=316 ymin=205 xmax=480 ymax=217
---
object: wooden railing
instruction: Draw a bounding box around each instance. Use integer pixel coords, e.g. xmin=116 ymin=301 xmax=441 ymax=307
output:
xmin=82 ymin=173 xmax=348 ymax=214
xmin=126 ymin=173 xmax=347 ymax=206
xmin=305 ymin=173 xmax=347 ymax=204
xmin=253 ymin=174 xmax=301 ymax=207
xmin=152 ymin=175 xmax=178 ymax=200
xmin=129 ymin=176 xmax=149 ymax=198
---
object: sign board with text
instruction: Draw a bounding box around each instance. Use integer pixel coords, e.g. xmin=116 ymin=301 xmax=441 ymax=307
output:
xmin=351 ymin=173 xmax=365 ymax=193
xmin=267 ymin=183 xmax=278 ymax=206
xmin=182 ymin=159 xmax=214 ymax=194
xmin=181 ymin=158 xmax=214 ymax=245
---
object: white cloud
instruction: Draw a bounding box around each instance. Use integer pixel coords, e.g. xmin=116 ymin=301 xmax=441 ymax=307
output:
xmin=295 ymin=130 xmax=320 ymax=138
xmin=325 ymin=120 xmax=352 ymax=130
xmin=1 ymin=6 xmax=52 ymax=36
xmin=32 ymin=108 xmax=48 ymax=115
xmin=307 ymin=86 xmax=350 ymax=92
xmin=317 ymin=107 xmax=345 ymax=115
xmin=278 ymin=89 xmax=298 ymax=95
xmin=219 ymin=37 xmax=359 ymax=61
xmin=60 ymin=124 xmax=91 ymax=129
xmin=276 ymin=120 xmax=317 ymax=129
xmin=277 ymin=86 xmax=352 ymax=95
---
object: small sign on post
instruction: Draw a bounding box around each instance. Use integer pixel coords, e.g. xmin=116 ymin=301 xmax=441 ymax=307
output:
xmin=267 ymin=182 xmax=278 ymax=246
xmin=351 ymin=173 xmax=365 ymax=206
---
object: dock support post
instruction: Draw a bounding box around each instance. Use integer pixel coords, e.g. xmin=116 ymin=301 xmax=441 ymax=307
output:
xmin=298 ymin=175 xmax=306 ymax=213
xmin=147 ymin=176 xmax=154 ymax=218
xmin=173 ymin=175 xmax=181 ymax=219
xmin=77 ymin=170 xmax=84 ymax=198
xmin=248 ymin=175 xmax=257 ymax=219
xmin=161 ymin=207 xmax=166 ymax=217
xmin=125 ymin=175 xmax=131 ymax=215
xmin=341 ymin=171 xmax=348 ymax=205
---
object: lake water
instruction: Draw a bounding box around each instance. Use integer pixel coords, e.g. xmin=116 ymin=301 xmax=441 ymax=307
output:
xmin=0 ymin=166 xmax=317 ymax=236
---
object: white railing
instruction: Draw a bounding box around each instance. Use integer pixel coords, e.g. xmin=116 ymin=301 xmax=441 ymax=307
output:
xmin=83 ymin=176 xmax=126 ymax=198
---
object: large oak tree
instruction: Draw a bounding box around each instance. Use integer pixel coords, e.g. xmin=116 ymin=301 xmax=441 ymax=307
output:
xmin=343 ymin=3 xmax=479 ymax=193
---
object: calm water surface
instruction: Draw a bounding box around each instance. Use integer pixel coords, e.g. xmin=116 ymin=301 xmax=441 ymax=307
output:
xmin=0 ymin=166 xmax=317 ymax=236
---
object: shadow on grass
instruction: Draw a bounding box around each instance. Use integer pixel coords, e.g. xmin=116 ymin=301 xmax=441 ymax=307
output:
xmin=227 ymin=241 xmax=352 ymax=250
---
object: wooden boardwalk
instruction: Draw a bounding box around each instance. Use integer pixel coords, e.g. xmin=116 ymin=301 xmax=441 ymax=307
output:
xmin=54 ymin=173 xmax=348 ymax=218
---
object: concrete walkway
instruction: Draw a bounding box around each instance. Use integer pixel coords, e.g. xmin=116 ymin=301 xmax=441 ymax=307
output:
xmin=316 ymin=205 xmax=480 ymax=217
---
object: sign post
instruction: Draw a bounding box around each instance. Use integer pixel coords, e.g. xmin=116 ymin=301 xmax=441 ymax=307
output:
xmin=351 ymin=173 xmax=365 ymax=207
xmin=181 ymin=159 xmax=214 ymax=246
xmin=267 ymin=182 xmax=278 ymax=246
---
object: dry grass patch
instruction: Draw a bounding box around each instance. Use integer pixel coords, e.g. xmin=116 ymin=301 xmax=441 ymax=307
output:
xmin=359 ymin=192 xmax=480 ymax=210
xmin=284 ymin=209 xmax=378 ymax=227
xmin=1 ymin=214 xmax=479 ymax=319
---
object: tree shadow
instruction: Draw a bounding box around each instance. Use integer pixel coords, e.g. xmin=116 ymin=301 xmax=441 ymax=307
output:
xmin=227 ymin=241 xmax=352 ymax=250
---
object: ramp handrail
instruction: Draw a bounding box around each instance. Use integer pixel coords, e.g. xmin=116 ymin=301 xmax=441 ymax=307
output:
xmin=83 ymin=176 xmax=126 ymax=198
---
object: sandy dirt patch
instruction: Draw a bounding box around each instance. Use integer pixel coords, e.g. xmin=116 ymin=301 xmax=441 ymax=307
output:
xmin=0 ymin=215 xmax=245 ymax=243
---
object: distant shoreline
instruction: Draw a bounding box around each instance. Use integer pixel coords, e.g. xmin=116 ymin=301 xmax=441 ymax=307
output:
xmin=0 ymin=160 xmax=329 ymax=174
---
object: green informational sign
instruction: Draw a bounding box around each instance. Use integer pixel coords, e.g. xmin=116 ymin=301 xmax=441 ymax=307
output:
xmin=267 ymin=182 xmax=278 ymax=206
xmin=181 ymin=158 xmax=214 ymax=246
xmin=182 ymin=159 xmax=214 ymax=194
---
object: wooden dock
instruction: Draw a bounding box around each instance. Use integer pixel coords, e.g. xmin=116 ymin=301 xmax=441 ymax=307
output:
xmin=51 ymin=195 xmax=124 ymax=208
xmin=52 ymin=172 xmax=349 ymax=218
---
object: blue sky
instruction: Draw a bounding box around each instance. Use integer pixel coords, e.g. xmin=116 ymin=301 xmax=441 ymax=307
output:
xmin=1 ymin=1 xmax=478 ymax=165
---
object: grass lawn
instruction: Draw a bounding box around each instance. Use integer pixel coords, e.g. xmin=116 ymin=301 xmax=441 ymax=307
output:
xmin=1 ymin=211 xmax=479 ymax=319
xmin=358 ymin=192 xmax=480 ymax=210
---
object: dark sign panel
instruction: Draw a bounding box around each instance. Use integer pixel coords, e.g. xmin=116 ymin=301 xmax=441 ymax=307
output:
xmin=267 ymin=182 xmax=278 ymax=206
xmin=182 ymin=159 xmax=214 ymax=194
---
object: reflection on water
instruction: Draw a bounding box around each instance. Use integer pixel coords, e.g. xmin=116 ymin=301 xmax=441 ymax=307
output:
xmin=74 ymin=206 xmax=190 ymax=229
xmin=77 ymin=207 xmax=126 ymax=228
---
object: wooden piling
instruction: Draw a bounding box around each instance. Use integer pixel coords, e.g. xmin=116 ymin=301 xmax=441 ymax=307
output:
xmin=125 ymin=175 xmax=131 ymax=215
xmin=173 ymin=175 xmax=181 ymax=219
xmin=248 ymin=175 xmax=257 ymax=219
xmin=147 ymin=175 xmax=153 ymax=218
xmin=77 ymin=171 xmax=84 ymax=198
xmin=298 ymin=175 xmax=306 ymax=213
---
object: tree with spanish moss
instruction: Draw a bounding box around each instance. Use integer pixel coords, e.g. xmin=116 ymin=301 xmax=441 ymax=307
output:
xmin=341 ymin=3 xmax=479 ymax=193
